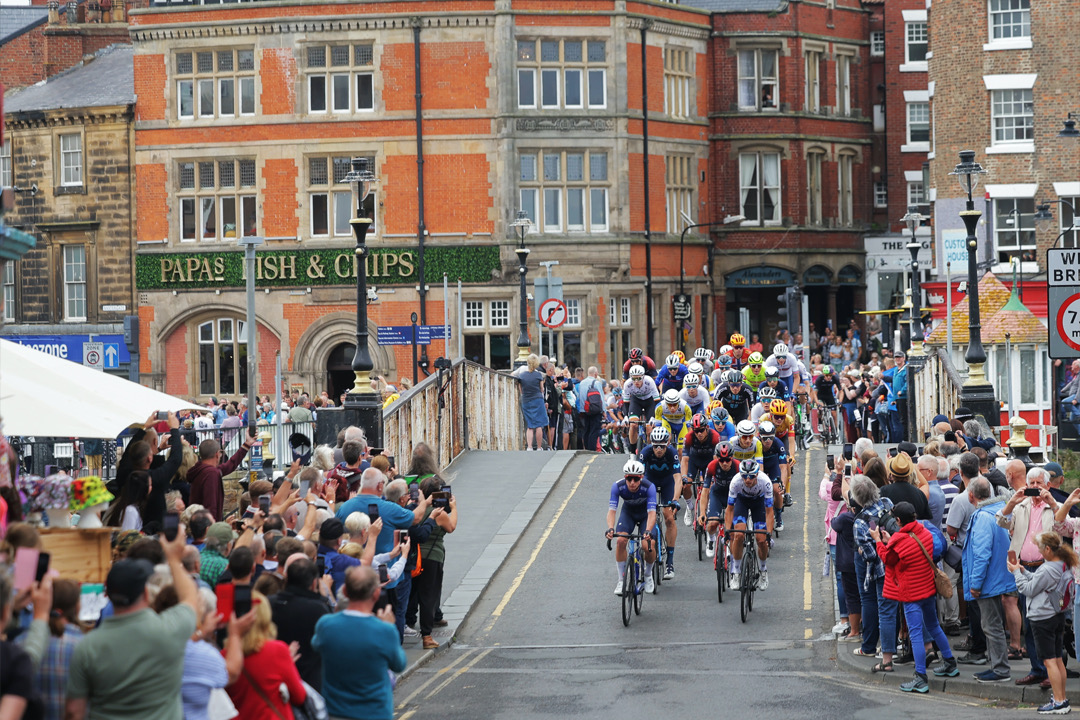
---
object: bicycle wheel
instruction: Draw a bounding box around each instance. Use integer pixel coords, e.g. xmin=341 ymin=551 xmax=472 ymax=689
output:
xmin=696 ymin=524 xmax=704 ymax=561
xmin=621 ymin=559 xmax=634 ymax=626
xmin=715 ymin=545 xmax=724 ymax=603
xmin=633 ymin=549 xmax=644 ymax=615
xmin=740 ymin=556 xmax=751 ymax=623
xmin=654 ymin=524 xmax=665 ymax=588
xmin=747 ymin=551 xmax=757 ymax=612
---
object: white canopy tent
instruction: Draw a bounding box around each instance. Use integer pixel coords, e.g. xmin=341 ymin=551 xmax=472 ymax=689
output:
xmin=0 ymin=338 xmax=203 ymax=438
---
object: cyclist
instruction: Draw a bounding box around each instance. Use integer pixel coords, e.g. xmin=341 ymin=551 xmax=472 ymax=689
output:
xmin=767 ymin=398 xmax=796 ymax=458
xmin=710 ymin=353 xmax=734 ymax=387
xmin=749 ymin=385 xmax=779 ymax=423
xmin=764 ymin=342 xmax=802 ymax=397
xmin=701 ymin=442 xmax=739 ymax=558
xmin=758 ymin=420 xmax=790 ymax=530
xmin=622 ymin=365 xmax=660 ymax=449
xmin=714 ymin=370 xmax=754 ymax=424
xmin=709 ymin=404 xmax=737 ymax=441
xmin=639 ymin=426 xmax=682 ymax=579
xmin=681 ymin=414 xmax=719 ymax=526
xmin=726 ymin=333 xmax=751 ymax=371
xmin=656 ymin=353 xmax=688 ymax=393
xmin=692 ymin=347 xmax=715 ymax=376
xmin=622 ymin=347 xmax=657 ymax=380
xmin=759 ymin=365 xmax=791 ymax=402
xmin=741 ymin=352 xmax=768 ymax=393
xmin=729 ymin=419 xmax=764 ymax=463
xmin=606 ymin=459 xmax=658 ymax=595
xmin=811 ymin=364 xmax=843 ymax=442
xmin=654 ymin=388 xmax=692 ymax=447
xmin=725 ymin=459 xmax=774 ymax=590
xmin=679 ymin=373 xmax=709 ymax=418
xmin=685 ymin=361 xmax=715 ymax=393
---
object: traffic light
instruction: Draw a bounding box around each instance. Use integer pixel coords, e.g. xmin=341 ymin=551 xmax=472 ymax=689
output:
xmin=777 ymin=291 xmax=790 ymax=333
xmin=777 ymin=286 xmax=802 ymax=337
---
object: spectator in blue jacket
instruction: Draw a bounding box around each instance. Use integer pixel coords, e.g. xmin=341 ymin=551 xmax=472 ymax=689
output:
xmin=963 ymin=477 xmax=1017 ymax=683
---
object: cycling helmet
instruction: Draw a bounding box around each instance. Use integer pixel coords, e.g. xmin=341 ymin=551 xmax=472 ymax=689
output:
xmin=687 ymin=361 xmax=705 ymax=376
xmin=693 ymin=347 xmax=710 ymax=362
xmin=715 ymin=442 xmax=734 ymax=459
xmin=629 ymin=364 xmax=646 ymax=378
xmin=764 ymin=366 xmax=780 ymax=379
xmin=773 ymin=343 xmax=789 ymax=356
xmin=758 ymin=420 xmax=776 ymax=438
xmin=729 ymin=333 xmax=746 ymax=347
xmin=662 ymin=389 xmax=681 ymax=405
xmin=719 ymin=345 xmax=733 ymax=356
xmin=769 ymin=399 xmax=788 ymax=415
xmin=623 ymin=459 xmax=645 ymax=477
xmin=710 ymin=406 xmax=730 ymax=424
xmin=650 ymin=426 xmax=671 ymax=445
xmin=673 ymin=351 xmax=686 ymax=364
xmin=736 ymin=419 xmax=757 ymax=437
xmin=715 ymin=354 xmax=733 ymax=368
xmin=748 ymin=351 xmax=765 ymax=365
xmin=691 ymin=414 xmax=708 ymax=431
xmin=629 ymin=347 xmax=644 ymax=361
xmin=757 ymin=386 xmax=777 ymax=401
xmin=683 ymin=373 xmax=700 ymax=389
xmin=706 ymin=399 xmax=723 ymax=413
xmin=822 ymin=365 xmax=833 ymax=375
xmin=722 ymin=370 xmax=742 ymax=385
xmin=740 ymin=459 xmax=759 ymax=476
xmin=666 ymin=353 xmax=681 ymax=370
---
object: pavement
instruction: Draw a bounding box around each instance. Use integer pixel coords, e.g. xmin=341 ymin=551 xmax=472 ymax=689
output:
xmin=390 ymin=447 xmax=1036 ymax=719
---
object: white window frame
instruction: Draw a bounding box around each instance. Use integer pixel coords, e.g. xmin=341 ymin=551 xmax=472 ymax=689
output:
xmin=804 ymin=50 xmax=822 ymax=113
xmin=989 ymin=87 xmax=1034 ymax=151
xmin=904 ymin=102 xmax=930 ymax=151
xmin=177 ymin=159 xmax=258 ymax=243
xmin=305 ymin=43 xmax=376 ymax=116
xmin=666 ymin=155 xmax=694 ymax=234
xmin=175 ymin=49 xmax=256 ymax=121
xmin=62 ymin=245 xmax=87 ymax=321
xmin=196 ymin=317 xmax=249 ymax=398
xmin=59 ymin=133 xmax=83 ymax=187
xmin=2 ymin=261 xmax=14 ymax=323
xmin=903 ymin=21 xmax=928 ymax=69
xmin=870 ymin=30 xmax=885 ymax=56
xmin=664 ymin=46 xmax=692 ymax=119
xmin=464 ymin=300 xmax=484 ymax=328
xmin=907 ymin=181 xmax=926 ymax=206
xmin=516 ymin=39 xmax=607 ymax=111
xmin=620 ymin=297 xmax=631 ymax=326
xmin=1060 ymin=194 xmax=1080 ymax=249
xmin=739 ymin=151 xmax=782 ymax=227
xmin=737 ymin=48 xmax=779 ymax=112
xmin=987 ymin=0 xmax=1031 ymax=48
xmin=992 ymin=197 xmax=1037 ymax=268
xmin=307 ymin=156 xmax=376 ymax=239
xmin=0 ymin=139 xmax=11 ymax=189
xmin=490 ymin=300 xmax=510 ymax=329
xmin=874 ymin=181 xmax=888 ymax=208
xmin=835 ymin=53 xmax=852 ymax=116
xmin=565 ymin=298 xmax=581 ymax=327
xmin=519 ymin=150 xmax=610 ymax=234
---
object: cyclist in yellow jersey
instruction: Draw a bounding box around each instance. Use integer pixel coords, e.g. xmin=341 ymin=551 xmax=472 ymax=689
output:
xmin=728 ymin=420 xmax=764 ymax=463
xmin=741 ymin=352 xmax=767 ymax=392
xmin=655 ymin=388 xmax=692 ymax=447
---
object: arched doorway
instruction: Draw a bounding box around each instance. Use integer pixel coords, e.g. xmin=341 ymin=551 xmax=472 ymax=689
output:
xmin=326 ymin=343 xmax=356 ymax=399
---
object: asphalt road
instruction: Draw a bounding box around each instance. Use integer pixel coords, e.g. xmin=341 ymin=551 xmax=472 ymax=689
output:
xmin=396 ymin=448 xmax=1032 ymax=720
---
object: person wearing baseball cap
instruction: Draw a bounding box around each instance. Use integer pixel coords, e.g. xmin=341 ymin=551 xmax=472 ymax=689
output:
xmin=66 ymin=522 xmax=198 ymax=720
xmin=316 ymin=517 xmax=360 ymax=595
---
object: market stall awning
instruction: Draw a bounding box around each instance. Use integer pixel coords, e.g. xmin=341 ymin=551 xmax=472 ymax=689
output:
xmin=0 ymin=338 xmax=203 ymax=438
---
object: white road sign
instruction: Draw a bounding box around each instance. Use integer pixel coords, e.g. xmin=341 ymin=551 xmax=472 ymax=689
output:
xmin=83 ymin=341 xmax=104 ymax=371
xmin=538 ymin=298 xmax=567 ymax=329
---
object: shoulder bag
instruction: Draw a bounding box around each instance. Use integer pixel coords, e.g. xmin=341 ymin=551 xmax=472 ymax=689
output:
xmin=908 ymin=532 xmax=954 ymax=599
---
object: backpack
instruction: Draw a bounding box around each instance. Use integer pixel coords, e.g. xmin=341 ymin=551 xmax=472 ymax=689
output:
xmin=918 ymin=520 xmax=947 ymax=562
xmin=583 ymin=380 xmax=603 ymax=416
xmin=1055 ymin=563 xmax=1075 ymax=614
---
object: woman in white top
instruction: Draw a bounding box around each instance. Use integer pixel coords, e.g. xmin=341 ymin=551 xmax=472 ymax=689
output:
xmin=103 ymin=469 xmax=151 ymax=531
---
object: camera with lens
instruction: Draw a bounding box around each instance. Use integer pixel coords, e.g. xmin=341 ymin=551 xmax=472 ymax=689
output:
xmin=434 ymin=356 xmax=452 ymax=371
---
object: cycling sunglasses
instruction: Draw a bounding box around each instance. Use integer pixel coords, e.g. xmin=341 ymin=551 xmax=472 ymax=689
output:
xmin=750 ymin=364 xmax=762 ymax=368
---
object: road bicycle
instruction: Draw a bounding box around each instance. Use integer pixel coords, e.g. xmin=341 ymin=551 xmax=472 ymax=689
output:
xmin=727 ymin=527 xmax=768 ymax=623
xmin=709 ymin=518 xmax=728 ymax=603
xmin=608 ymin=532 xmax=645 ymax=626
xmin=651 ymin=500 xmax=680 ymax=590
xmin=818 ymin=404 xmax=841 ymax=447
xmin=792 ymin=395 xmax=816 ymax=451
xmin=686 ymin=476 xmax=707 ymax=561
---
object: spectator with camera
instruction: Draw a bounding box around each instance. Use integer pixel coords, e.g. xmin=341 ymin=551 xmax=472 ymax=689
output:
xmin=850 ymin=476 xmax=898 ymax=671
xmin=268 ymin=556 xmax=331 ymax=690
xmin=412 ymin=477 xmax=457 ymax=650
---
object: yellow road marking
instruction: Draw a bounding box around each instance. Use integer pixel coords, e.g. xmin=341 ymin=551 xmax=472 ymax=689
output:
xmin=486 ymin=456 xmax=596 ymax=625
xmin=423 ymin=648 xmax=494 ymax=701
xmin=396 ymin=648 xmax=494 ymax=714
xmin=396 ymin=648 xmax=477 ymax=709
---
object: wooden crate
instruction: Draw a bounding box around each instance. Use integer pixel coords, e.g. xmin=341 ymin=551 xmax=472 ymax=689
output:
xmin=38 ymin=527 xmax=113 ymax=584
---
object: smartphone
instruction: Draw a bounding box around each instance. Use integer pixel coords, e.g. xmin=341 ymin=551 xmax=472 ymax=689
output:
xmin=233 ymin=585 xmax=253 ymax=617
xmin=432 ymin=491 xmax=451 ymax=510
xmin=844 ymin=465 xmax=852 ymax=477
xmin=409 ymin=487 xmax=419 ymax=502
xmin=35 ymin=551 xmax=50 ymax=583
xmin=13 ymin=547 xmax=39 ymax=591
xmin=387 ymin=455 xmax=396 ymax=470
xmin=156 ymin=410 xmax=169 ymax=421
xmin=1024 ymin=487 xmax=1041 ymax=497
xmin=400 ymin=533 xmax=409 ymax=545
xmin=440 ymin=484 xmax=452 ymax=496
xmin=888 ymin=447 xmax=899 ymax=458
xmin=367 ymin=503 xmax=380 ymax=522
xmin=377 ymin=564 xmax=389 ymax=583
xmin=316 ymin=556 xmax=326 ymax=577
xmin=259 ymin=495 xmax=271 ymax=515
xmin=215 ymin=583 xmax=235 ymax=622
xmin=842 ymin=443 xmax=853 ymax=461
xmin=826 ymin=454 xmax=835 ymax=471
xmin=163 ymin=512 xmax=180 ymax=542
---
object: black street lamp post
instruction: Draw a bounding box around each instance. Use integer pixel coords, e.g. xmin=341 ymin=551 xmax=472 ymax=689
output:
xmin=342 ymin=157 xmax=383 ymax=449
xmin=901 ymin=205 xmax=927 ymax=442
xmin=511 ymin=210 xmax=532 ymax=368
xmin=949 ymin=150 xmax=997 ymax=425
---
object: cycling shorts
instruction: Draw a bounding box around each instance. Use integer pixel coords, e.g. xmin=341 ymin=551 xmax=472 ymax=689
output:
xmin=616 ymin=510 xmax=659 ymax=541
xmin=651 ymin=476 xmax=676 ymax=506
xmin=628 ymin=396 xmax=657 ymax=419
xmin=687 ymin=456 xmax=711 ymax=482
xmin=707 ymin=482 xmax=732 ymax=518
xmin=661 ymin=419 xmax=689 ymax=447
xmin=732 ymin=495 xmax=768 ymax=529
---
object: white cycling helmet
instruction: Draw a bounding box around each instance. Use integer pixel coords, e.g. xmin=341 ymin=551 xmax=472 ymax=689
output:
xmin=662 ymin=389 xmax=681 ymax=405
xmin=666 ymin=353 xmax=681 ymax=370
xmin=623 ymin=459 xmax=645 ymax=477
xmin=764 ymin=366 xmax=780 ymax=379
xmin=650 ymin=426 xmax=671 ymax=444
xmin=758 ymin=420 xmax=776 ymax=438
xmin=687 ymin=361 xmax=705 ymax=376
xmin=629 ymin=364 xmax=645 ymax=378
xmin=719 ymin=344 xmax=733 ymax=356
xmin=736 ymin=419 xmax=757 ymax=437
xmin=773 ymin=343 xmax=789 ymax=356
xmin=740 ymin=459 xmax=759 ymax=476
xmin=693 ymin=347 xmax=710 ymax=361
xmin=715 ymin=354 xmax=733 ymax=368
xmin=683 ymin=373 xmax=700 ymax=388
xmin=758 ymin=386 xmax=777 ymax=401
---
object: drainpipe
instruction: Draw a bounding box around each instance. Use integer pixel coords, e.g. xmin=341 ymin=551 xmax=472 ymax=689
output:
xmin=412 ymin=17 xmax=430 ymax=376
xmin=641 ymin=19 xmax=654 ymax=359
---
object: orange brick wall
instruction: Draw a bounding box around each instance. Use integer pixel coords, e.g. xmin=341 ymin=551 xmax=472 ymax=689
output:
xmin=164 ymin=323 xmax=189 ymax=397
xmin=261 ymin=159 xmax=298 ymax=238
xmin=629 ymin=245 xmax=706 ymax=279
xmin=382 ymin=42 xmax=491 ymax=112
xmin=134 ymin=118 xmax=491 ymax=147
xmin=139 ymin=305 xmax=155 ymax=373
xmin=626 ymin=43 xmax=663 ymax=114
xmin=136 ymin=163 xmax=169 ymax=241
xmin=512 ymin=0 xmax=614 ymax=10
xmin=256 ymin=322 xmax=281 ymax=394
xmin=381 ymin=154 xmax=493 ymax=235
xmin=627 ymin=153 xmax=666 ymax=233
xmin=260 ymin=48 xmax=297 ymax=115
xmin=134 ymin=54 xmax=166 ymax=121
xmin=596 ymin=296 xmax=608 ymax=371
xmin=0 ymin=30 xmax=46 ymax=89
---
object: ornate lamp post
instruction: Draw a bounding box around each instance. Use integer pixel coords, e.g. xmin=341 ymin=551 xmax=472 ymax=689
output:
xmin=342 ymin=157 xmax=382 ymax=448
xmin=511 ymin=210 xmax=532 ymax=368
xmin=948 ymin=150 xmax=997 ymax=424
xmin=901 ymin=205 xmax=927 ymax=357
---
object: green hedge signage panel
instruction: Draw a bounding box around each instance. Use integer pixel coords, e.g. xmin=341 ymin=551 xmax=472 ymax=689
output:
xmin=136 ymin=246 xmax=501 ymax=290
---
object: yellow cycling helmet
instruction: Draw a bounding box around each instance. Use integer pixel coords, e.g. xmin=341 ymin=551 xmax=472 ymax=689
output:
xmin=729 ymin=333 xmax=746 ymax=347
xmin=706 ymin=399 xmax=723 ymax=413
xmin=672 ymin=350 xmax=686 ymax=364
xmin=769 ymin=399 xmax=788 ymax=416
xmin=748 ymin=351 xmax=764 ymax=364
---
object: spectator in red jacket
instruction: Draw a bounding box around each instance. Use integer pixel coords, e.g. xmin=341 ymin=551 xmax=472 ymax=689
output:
xmin=189 ymin=431 xmax=255 ymax=521
xmin=871 ymin=501 xmax=957 ymax=693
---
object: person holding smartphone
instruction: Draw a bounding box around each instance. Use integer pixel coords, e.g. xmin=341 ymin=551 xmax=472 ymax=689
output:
xmin=411 ymin=477 xmax=457 ymax=650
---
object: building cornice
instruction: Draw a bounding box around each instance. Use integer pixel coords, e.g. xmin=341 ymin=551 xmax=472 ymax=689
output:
xmin=5 ymin=105 xmax=133 ymax=131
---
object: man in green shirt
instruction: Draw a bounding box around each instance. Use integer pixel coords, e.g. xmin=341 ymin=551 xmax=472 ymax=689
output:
xmin=65 ymin=524 xmax=198 ymax=720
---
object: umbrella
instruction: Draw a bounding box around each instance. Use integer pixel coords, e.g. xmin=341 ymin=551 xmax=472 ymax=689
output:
xmin=0 ymin=338 xmax=204 ymax=438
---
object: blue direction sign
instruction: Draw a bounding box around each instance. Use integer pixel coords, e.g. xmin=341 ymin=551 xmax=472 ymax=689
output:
xmin=103 ymin=343 xmax=121 ymax=369
xmin=3 ymin=334 xmax=131 ymax=364
xmin=376 ymin=325 xmax=452 ymax=346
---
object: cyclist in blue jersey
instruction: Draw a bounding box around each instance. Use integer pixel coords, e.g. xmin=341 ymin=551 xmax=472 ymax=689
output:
xmin=759 ymin=366 xmax=791 ymax=402
xmin=726 ymin=459 xmax=775 ymax=590
xmin=606 ymin=458 xmax=658 ymax=595
xmin=702 ymin=442 xmax=739 ymax=557
xmin=656 ymin=353 xmax=689 ymax=393
xmin=622 ymin=364 xmax=660 ymax=448
xmin=679 ymin=373 xmax=709 ymax=418
xmin=709 ymin=405 xmax=737 ymax=441
xmin=757 ymin=420 xmax=790 ymax=531
xmin=714 ymin=370 xmax=754 ymax=424
xmin=639 ymin=426 xmax=682 ymax=579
